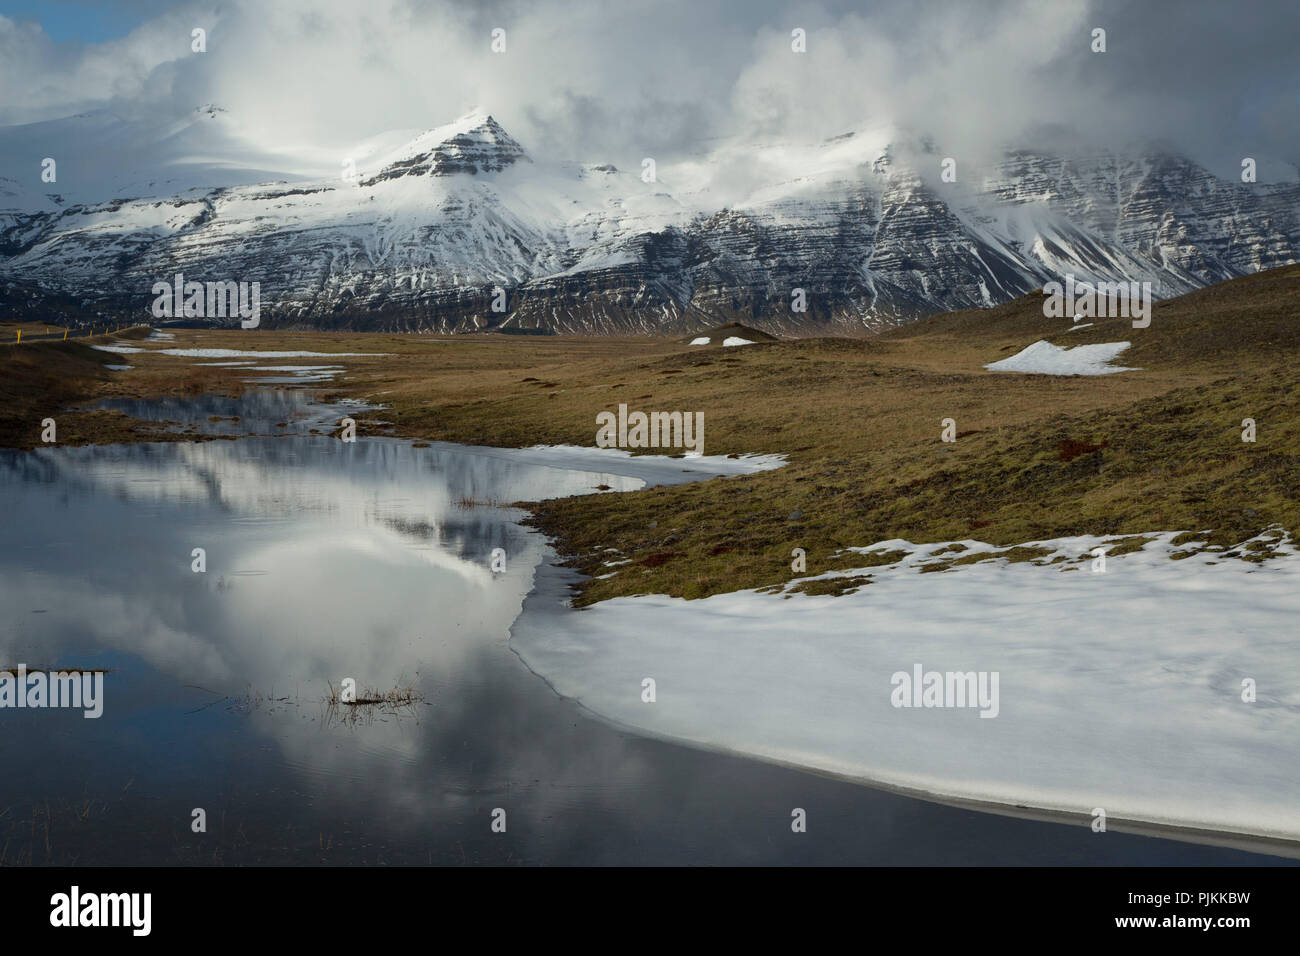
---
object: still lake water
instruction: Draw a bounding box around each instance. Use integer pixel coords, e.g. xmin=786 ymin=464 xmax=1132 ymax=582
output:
xmin=0 ymin=389 xmax=1291 ymax=865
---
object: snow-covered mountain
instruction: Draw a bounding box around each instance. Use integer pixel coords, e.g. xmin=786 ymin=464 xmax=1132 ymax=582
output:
xmin=2 ymin=108 xmax=1297 ymax=334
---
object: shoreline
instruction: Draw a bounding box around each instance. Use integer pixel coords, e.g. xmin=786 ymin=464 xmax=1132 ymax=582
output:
xmin=8 ymin=378 xmax=1297 ymax=862
xmin=509 ymin=614 xmax=1300 ymax=863
xmin=509 ymin=541 xmax=1300 ymax=861
xmin=6 ymin=303 xmax=1299 ymax=611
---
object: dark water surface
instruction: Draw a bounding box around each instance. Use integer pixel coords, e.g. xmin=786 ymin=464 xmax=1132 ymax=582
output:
xmin=0 ymin=390 xmax=1291 ymax=865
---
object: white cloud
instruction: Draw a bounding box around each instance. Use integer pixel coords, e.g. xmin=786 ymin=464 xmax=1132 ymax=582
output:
xmin=0 ymin=0 xmax=1295 ymax=179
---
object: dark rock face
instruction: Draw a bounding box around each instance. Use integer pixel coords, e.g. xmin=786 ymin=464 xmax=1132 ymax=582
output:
xmin=2 ymin=116 xmax=1297 ymax=334
xmin=361 ymin=116 xmax=527 ymax=185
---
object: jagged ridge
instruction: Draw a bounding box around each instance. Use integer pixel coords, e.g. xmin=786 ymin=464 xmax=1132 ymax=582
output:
xmin=1 ymin=111 xmax=1297 ymax=334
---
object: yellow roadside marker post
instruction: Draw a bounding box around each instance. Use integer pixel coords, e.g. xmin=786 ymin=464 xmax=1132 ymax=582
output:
xmin=16 ymin=330 xmax=20 ymax=344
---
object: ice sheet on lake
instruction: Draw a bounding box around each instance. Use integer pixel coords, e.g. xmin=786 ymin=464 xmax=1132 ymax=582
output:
xmin=508 ymin=444 xmax=786 ymax=486
xmin=243 ymin=365 xmax=345 ymax=372
xmin=396 ymin=442 xmax=784 ymax=490
xmin=512 ymin=530 xmax=1300 ymax=843
xmin=985 ymin=340 xmax=1137 ymax=375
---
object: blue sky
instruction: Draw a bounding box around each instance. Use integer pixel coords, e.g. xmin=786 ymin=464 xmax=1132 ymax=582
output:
xmin=0 ymin=1 xmax=151 ymax=43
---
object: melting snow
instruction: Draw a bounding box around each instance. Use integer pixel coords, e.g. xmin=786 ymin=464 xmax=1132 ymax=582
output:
xmin=512 ymin=444 xmax=786 ymax=483
xmin=689 ymin=337 xmax=710 ymax=345
xmin=722 ymin=337 xmax=755 ymax=347
xmin=243 ymin=365 xmax=345 ymax=372
xmin=512 ymin=530 xmax=1300 ymax=844
xmin=240 ymin=365 xmax=346 ymax=383
xmin=985 ymin=340 xmax=1137 ymax=375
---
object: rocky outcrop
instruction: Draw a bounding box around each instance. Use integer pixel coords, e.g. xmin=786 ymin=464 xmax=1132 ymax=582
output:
xmin=2 ymin=113 xmax=1297 ymax=334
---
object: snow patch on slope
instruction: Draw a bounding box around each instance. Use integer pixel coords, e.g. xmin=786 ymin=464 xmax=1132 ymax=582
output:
xmin=985 ymin=340 xmax=1137 ymax=375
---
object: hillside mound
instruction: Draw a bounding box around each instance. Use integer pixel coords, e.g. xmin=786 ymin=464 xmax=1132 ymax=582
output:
xmin=882 ymin=263 xmax=1300 ymax=372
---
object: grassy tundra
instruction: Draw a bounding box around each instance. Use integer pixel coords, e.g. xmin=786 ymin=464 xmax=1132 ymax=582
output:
xmin=2 ymin=265 xmax=1297 ymax=604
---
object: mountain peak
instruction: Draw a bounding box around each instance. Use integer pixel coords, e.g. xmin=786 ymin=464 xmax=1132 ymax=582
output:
xmin=361 ymin=112 xmax=525 ymax=185
xmin=452 ymin=106 xmax=494 ymax=126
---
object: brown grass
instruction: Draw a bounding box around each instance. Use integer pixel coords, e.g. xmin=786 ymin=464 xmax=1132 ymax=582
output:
xmin=1058 ymin=438 xmax=1110 ymax=461
xmin=3 ymin=265 xmax=1298 ymax=605
xmin=0 ymin=329 xmax=247 ymax=448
